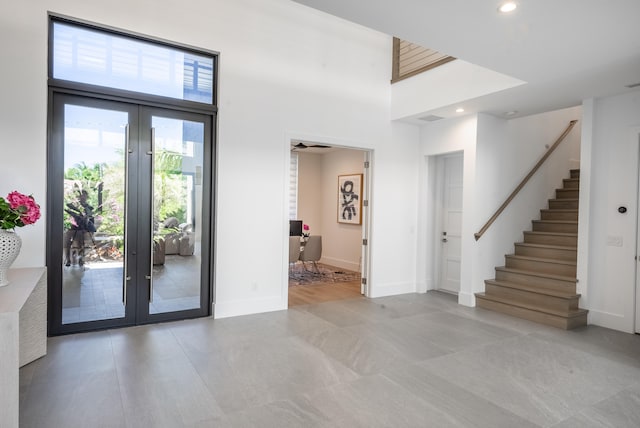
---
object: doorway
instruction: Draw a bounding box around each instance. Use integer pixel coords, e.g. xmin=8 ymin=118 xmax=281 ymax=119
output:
xmin=47 ymin=93 xmax=213 ymax=335
xmin=436 ymin=152 xmax=463 ymax=294
xmin=287 ymin=143 xmax=370 ymax=306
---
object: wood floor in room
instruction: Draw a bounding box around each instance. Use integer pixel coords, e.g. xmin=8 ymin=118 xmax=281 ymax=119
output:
xmin=288 ymin=279 xmax=363 ymax=306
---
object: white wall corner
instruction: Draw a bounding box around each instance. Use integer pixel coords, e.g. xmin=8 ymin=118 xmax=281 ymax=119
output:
xmin=576 ymin=99 xmax=594 ymax=302
xmin=416 ymin=279 xmax=433 ymax=293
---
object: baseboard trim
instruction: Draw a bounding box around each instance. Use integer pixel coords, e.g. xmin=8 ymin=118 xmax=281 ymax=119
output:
xmin=587 ymin=309 xmax=634 ymax=333
xmin=458 ymin=291 xmax=475 ymax=307
xmin=320 ymin=256 xmax=360 ymax=272
xmin=416 ymin=280 xmax=430 ymax=294
xmin=213 ymin=296 xmax=286 ymax=319
xmin=369 ymin=281 xmax=416 ymax=298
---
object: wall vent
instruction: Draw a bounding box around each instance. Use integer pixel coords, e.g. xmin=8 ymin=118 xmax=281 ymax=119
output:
xmin=418 ymin=114 xmax=444 ymax=122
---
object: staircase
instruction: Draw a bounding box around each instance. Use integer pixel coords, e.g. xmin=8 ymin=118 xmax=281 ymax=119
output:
xmin=475 ymin=169 xmax=587 ymax=329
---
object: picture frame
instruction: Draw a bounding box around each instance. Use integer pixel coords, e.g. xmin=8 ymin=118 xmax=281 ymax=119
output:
xmin=337 ymin=173 xmax=363 ymax=225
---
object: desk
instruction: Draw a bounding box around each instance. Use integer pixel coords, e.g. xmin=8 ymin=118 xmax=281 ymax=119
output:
xmin=0 ymin=267 xmax=47 ymax=428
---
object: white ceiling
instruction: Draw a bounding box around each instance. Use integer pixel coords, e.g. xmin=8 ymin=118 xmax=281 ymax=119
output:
xmin=292 ymin=0 xmax=640 ymax=121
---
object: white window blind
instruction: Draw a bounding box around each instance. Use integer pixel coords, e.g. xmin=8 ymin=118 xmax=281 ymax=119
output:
xmin=52 ymin=21 xmax=214 ymax=104
xmin=289 ymin=152 xmax=298 ymax=220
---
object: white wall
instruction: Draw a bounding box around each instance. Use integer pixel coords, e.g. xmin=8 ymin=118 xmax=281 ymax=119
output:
xmin=418 ymin=107 xmax=581 ymax=307
xmin=474 ymin=107 xmax=582 ymax=302
xmin=368 ymin=123 xmax=422 ymax=297
xmin=419 ymin=116 xmax=478 ymax=305
xmin=296 ymin=152 xmax=323 ymax=236
xmin=297 ymin=149 xmax=363 ymax=271
xmin=582 ymin=91 xmax=640 ymax=332
xmin=319 ymin=149 xmax=364 ymax=271
xmin=0 ymin=0 xmax=421 ymax=319
xmin=391 ymin=59 xmax=525 ymax=121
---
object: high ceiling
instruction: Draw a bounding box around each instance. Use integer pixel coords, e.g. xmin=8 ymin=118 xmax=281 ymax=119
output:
xmin=292 ymin=0 xmax=640 ymax=120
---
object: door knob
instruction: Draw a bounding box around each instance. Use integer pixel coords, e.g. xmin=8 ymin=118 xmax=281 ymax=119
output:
xmin=442 ymin=238 xmax=448 ymax=243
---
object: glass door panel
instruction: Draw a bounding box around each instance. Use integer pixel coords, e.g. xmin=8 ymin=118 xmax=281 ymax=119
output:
xmin=61 ymin=104 xmax=128 ymax=324
xmin=149 ymin=116 xmax=204 ymax=314
xmin=49 ymin=94 xmax=212 ymax=335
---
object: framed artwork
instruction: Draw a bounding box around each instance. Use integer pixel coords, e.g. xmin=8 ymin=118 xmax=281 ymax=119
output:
xmin=337 ymin=174 xmax=363 ymax=224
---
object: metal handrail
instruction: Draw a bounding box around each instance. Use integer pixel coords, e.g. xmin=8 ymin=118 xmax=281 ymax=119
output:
xmin=474 ymin=120 xmax=578 ymax=241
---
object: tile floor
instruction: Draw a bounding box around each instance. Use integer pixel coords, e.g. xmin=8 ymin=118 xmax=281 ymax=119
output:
xmin=62 ymin=253 xmax=201 ymax=324
xmin=20 ymin=291 xmax=640 ymax=427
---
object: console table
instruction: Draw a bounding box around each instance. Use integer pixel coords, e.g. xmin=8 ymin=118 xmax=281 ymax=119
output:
xmin=0 ymin=267 xmax=47 ymax=428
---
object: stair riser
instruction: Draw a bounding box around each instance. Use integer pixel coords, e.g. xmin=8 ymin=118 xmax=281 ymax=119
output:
xmin=556 ymin=189 xmax=579 ymax=199
xmin=570 ymin=169 xmax=580 ymax=179
xmin=532 ymin=222 xmax=578 ymax=233
xmin=523 ymin=232 xmax=577 ymax=246
xmin=549 ymin=199 xmax=579 ymax=209
xmin=484 ymin=283 xmax=579 ymax=312
xmin=495 ymin=269 xmax=576 ymax=292
xmin=563 ymin=179 xmax=580 ymax=189
xmin=476 ymin=296 xmax=587 ymax=329
xmin=505 ymin=257 xmax=576 ymax=277
xmin=514 ymin=245 xmax=577 ymax=261
xmin=540 ymin=210 xmax=578 ymax=221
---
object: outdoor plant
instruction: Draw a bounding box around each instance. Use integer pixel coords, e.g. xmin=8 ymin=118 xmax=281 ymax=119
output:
xmin=0 ymin=191 xmax=41 ymax=230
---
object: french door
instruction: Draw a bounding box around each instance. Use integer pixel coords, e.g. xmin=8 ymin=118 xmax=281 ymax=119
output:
xmin=48 ymin=93 xmax=213 ymax=335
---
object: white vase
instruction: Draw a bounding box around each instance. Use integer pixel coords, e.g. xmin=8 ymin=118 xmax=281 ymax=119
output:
xmin=0 ymin=229 xmax=22 ymax=287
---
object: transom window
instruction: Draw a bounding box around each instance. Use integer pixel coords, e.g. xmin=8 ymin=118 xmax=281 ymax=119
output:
xmin=51 ymin=20 xmax=215 ymax=104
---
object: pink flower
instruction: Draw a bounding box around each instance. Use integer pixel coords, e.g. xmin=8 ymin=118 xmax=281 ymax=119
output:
xmin=7 ymin=191 xmax=30 ymax=209
xmin=303 ymin=224 xmax=309 ymax=231
xmin=7 ymin=191 xmax=41 ymax=225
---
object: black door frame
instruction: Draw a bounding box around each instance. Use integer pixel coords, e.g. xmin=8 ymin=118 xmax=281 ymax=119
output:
xmin=47 ymin=91 xmax=215 ymax=335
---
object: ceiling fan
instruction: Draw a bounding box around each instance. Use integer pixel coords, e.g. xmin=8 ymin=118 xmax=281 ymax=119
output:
xmin=292 ymin=141 xmax=331 ymax=150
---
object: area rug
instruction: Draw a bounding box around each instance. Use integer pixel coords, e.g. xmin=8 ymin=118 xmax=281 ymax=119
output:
xmin=289 ymin=262 xmax=360 ymax=286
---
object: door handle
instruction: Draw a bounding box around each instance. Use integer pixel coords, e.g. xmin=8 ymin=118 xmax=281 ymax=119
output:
xmin=123 ymin=124 xmax=131 ymax=306
xmin=149 ymin=127 xmax=155 ymax=303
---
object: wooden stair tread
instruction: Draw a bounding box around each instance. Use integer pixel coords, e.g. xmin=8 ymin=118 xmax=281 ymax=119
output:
xmin=540 ymin=209 xmax=578 ymax=213
xmin=476 ymin=293 xmax=587 ymax=318
xmin=532 ymin=220 xmax=578 ymax=224
xmin=549 ymin=198 xmax=579 ymax=202
xmin=515 ymin=242 xmax=577 ymax=251
xmin=495 ymin=266 xmax=576 ymax=282
xmin=505 ymin=254 xmax=576 ymax=266
xmin=524 ymin=231 xmax=577 ymax=237
xmin=485 ymin=279 xmax=580 ymax=298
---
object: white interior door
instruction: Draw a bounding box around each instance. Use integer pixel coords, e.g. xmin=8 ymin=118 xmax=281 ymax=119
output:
xmin=438 ymin=153 xmax=463 ymax=294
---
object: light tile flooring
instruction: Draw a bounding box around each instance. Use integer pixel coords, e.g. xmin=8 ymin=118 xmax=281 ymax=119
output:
xmin=62 ymin=254 xmax=201 ymax=324
xmin=20 ymin=291 xmax=640 ymax=427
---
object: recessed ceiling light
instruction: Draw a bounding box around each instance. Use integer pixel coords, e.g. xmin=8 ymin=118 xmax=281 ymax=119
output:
xmin=504 ymin=110 xmax=518 ymax=116
xmin=498 ymin=2 xmax=517 ymax=13
xmin=455 ymin=108 xmax=465 ymax=113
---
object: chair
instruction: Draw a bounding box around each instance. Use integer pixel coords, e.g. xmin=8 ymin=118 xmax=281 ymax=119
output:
xmin=300 ymin=235 xmax=322 ymax=272
xmin=289 ymin=236 xmax=301 ymax=274
xmin=161 ymin=218 xmax=195 ymax=256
